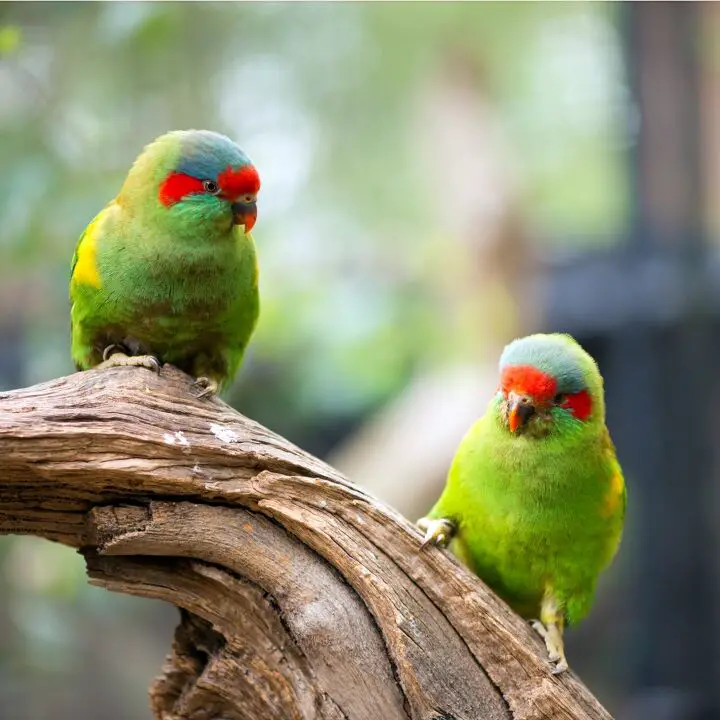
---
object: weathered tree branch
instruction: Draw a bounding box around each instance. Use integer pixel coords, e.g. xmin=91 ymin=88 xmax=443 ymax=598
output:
xmin=0 ymin=366 xmax=613 ymax=720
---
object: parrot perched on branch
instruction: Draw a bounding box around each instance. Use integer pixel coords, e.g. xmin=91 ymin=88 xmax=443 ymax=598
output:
xmin=418 ymin=333 xmax=626 ymax=674
xmin=70 ymin=129 xmax=261 ymax=398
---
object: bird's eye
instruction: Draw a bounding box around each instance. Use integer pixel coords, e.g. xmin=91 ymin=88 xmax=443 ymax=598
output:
xmin=203 ymin=180 xmax=220 ymax=195
xmin=553 ymin=393 xmax=567 ymax=405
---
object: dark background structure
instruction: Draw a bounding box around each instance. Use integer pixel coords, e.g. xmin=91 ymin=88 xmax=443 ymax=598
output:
xmin=544 ymin=5 xmax=719 ymax=719
xmin=0 ymin=3 xmax=717 ymax=719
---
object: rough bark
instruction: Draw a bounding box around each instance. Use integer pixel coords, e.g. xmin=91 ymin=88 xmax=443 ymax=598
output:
xmin=0 ymin=365 xmax=613 ymax=720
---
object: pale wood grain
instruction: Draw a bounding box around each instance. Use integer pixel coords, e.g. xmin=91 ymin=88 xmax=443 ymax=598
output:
xmin=0 ymin=365 xmax=613 ymax=720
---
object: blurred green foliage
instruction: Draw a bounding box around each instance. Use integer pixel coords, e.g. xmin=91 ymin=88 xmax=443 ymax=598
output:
xmin=0 ymin=3 xmax=630 ymax=416
xmin=0 ymin=3 xmax=632 ymax=718
xmin=0 ymin=25 xmax=21 ymax=56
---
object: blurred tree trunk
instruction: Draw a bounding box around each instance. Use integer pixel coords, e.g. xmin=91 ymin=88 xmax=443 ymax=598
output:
xmin=329 ymin=48 xmax=536 ymax=520
xmin=0 ymin=366 xmax=611 ymax=720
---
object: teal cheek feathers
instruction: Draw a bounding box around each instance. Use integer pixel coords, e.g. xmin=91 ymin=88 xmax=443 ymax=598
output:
xmin=168 ymin=192 xmax=233 ymax=232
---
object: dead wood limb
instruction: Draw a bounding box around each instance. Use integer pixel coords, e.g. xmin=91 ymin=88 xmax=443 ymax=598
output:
xmin=0 ymin=365 xmax=613 ymax=720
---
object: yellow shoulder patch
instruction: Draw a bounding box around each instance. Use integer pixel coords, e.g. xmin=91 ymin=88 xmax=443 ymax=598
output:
xmin=72 ymin=211 xmax=106 ymax=289
xmin=601 ymin=467 xmax=626 ymax=519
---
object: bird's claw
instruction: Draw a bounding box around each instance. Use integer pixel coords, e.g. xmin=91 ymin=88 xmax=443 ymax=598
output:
xmin=192 ymin=376 xmax=219 ymax=400
xmin=102 ymin=344 xmax=125 ymax=362
xmin=531 ymin=619 xmax=568 ymax=675
xmin=98 ymin=348 xmax=160 ymax=372
xmin=416 ymin=517 xmax=455 ymax=549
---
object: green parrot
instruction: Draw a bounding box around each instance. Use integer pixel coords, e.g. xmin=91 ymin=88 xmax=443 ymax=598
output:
xmin=418 ymin=333 xmax=626 ymax=674
xmin=70 ymin=129 xmax=261 ymax=397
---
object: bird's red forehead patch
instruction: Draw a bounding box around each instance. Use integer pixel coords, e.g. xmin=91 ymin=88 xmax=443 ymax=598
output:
xmin=218 ymin=165 xmax=260 ymax=198
xmin=500 ymin=364 xmax=556 ymax=401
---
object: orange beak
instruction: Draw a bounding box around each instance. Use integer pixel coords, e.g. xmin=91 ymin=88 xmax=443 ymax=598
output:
xmin=507 ymin=394 xmax=535 ymax=433
xmin=508 ymin=404 xmax=521 ymax=433
xmin=231 ymin=200 xmax=257 ymax=231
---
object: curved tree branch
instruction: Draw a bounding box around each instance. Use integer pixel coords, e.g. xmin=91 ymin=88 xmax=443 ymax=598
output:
xmin=0 ymin=365 xmax=613 ymax=720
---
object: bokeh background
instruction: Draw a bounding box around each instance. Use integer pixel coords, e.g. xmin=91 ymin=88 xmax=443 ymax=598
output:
xmin=1 ymin=2 xmax=718 ymax=719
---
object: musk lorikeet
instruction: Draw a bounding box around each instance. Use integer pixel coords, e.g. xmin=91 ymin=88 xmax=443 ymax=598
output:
xmin=70 ymin=129 xmax=261 ymax=398
xmin=418 ymin=333 xmax=626 ymax=674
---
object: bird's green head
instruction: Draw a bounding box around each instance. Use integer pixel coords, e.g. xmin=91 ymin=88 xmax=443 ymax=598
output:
xmin=119 ymin=129 xmax=260 ymax=236
xmin=495 ymin=333 xmax=604 ymax=438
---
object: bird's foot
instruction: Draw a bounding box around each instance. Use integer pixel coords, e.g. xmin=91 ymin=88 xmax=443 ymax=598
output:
xmin=416 ymin=517 xmax=455 ymax=549
xmin=98 ymin=346 xmax=160 ymax=372
xmin=531 ymin=620 xmax=568 ymax=674
xmin=192 ymin=376 xmax=219 ymax=400
xmin=530 ymin=619 xmax=548 ymax=640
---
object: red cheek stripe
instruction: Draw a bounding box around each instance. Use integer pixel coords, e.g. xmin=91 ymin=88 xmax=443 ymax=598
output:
xmin=218 ymin=165 xmax=260 ymax=198
xmin=561 ymin=389 xmax=593 ymax=421
xmin=159 ymin=173 xmax=205 ymax=206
